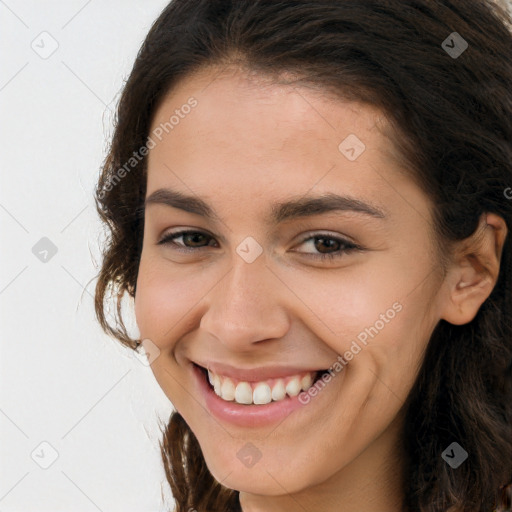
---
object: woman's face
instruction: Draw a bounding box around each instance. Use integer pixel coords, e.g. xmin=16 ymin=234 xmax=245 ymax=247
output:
xmin=134 ymin=66 xmax=448 ymax=502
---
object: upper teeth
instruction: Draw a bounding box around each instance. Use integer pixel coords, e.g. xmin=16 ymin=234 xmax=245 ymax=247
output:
xmin=208 ymin=369 xmax=317 ymax=405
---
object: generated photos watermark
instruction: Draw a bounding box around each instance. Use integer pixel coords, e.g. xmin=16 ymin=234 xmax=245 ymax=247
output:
xmin=98 ymin=96 xmax=198 ymax=199
xmin=298 ymin=301 xmax=403 ymax=405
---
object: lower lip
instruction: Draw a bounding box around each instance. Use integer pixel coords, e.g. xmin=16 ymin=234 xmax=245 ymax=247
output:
xmin=191 ymin=363 xmax=329 ymax=428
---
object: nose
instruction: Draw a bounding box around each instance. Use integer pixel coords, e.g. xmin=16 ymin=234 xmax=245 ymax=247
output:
xmin=199 ymin=254 xmax=291 ymax=350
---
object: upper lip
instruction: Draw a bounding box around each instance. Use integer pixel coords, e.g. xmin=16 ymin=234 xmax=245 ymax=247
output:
xmin=193 ymin=360 xmax=326 ymax=382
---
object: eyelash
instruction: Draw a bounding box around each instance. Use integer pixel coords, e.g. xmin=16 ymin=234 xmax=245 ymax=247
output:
xmin=157 ymin=230 xmax=361 ymax=260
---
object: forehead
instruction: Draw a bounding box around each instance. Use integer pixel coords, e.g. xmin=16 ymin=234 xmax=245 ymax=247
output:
xmin=149 ymin=65 xmax=387 ymax=151
xmin=145 ymin=66 xmax=430 ymax=224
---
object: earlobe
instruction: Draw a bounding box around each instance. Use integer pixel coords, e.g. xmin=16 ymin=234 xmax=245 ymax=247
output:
xmin=439 ymin=212 xmax=508 ymax=326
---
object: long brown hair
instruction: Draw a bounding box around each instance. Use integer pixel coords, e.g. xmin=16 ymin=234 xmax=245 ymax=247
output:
xmin=94 ymin=1 xmax=512 ymax=510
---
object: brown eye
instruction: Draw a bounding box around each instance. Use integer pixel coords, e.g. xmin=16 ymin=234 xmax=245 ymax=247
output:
xmin=158 ymin=230 xmax=217 ymax=250
xmin=313 ymin=236 xmax=343 ymax=253
xmin=294 ymin=233 xmax=361 ymax=260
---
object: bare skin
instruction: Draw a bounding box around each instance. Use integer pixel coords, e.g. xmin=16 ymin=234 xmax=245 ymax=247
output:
xmin=134 ymin=65 xmax=507 ymax=512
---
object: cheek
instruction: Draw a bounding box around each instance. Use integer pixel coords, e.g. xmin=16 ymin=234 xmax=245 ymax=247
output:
xmin=134 ymin=255 xmax=204 ymax=342
xmin=281 ymin=265 xmax=403 ymax=345
xmin=289 ymin=263 xmax=436 ymax=375
xmin=328 ymin=286 xmax=437 ymax=410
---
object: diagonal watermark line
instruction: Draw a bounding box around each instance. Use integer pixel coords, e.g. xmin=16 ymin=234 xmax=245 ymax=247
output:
xmin=279 ymin=91 xmax=433 ymax=228
xmin=359 ymin=264 xmax=441 ymax=405
xmin=0 ymin=1 xmax=29 ymax=28
xmin=255 ymin=264 xmax=343 ymax=436
xmin=264 ymin=470 xmax=312 ymax=512
xmin=61 ymin=471 xmax=104 ymax=511
xmin=162 ymin=162 xmax=233 ymax=234
xmin=200 ymin=64 xmax=230 ymax=93
xmin=261 ymin=392 xmax=305 ymax=440
xmin=161 ymin=366 xmax=236 ymax=439
xmin=60 ymin=265 xmax=95 ymax=300
xmin=0 ymin=203 xmax=29 ymax=233
xmin=401 ymin=263 xmax=440 ymax=301
xmin=0 ymin=472 xmax=30 ymax=503
xmin=0 ymin=61 xmax=29 ymax=92
xmin=61 ymin=61 xmax=110 ymax=110
xmin=367 ymin=367 xmax=405 ymax=404
xmin=154 ymin=268 xmax=242 ymax=438
xmin=60 ymin=205 xmax=88 ymax=233
xmin=367 ymin=162 xmax=430 ymax=226
xmin=162 ymin=266 xmax=233 ymax=338
xmin=61 ymin=369 xmax=131 ymax=439
xmin=264 ymin=266 xmax=439 ymax=439
xmin=262 ymin=351 xmax=345 ymax=440
xmin=264 ymin=265 xmax=338 ymax=337
xmin=291 ymin=163 xmax=337 ymax=203
xmin=216 ymin=469 xmax=235 ymax=488
xmin=61 ymin=0 xmax=93 ymax=29
xmin=0 ymin=408 xmax=29 ymax=438
xmin=292 ymin=86 xmax=337 ymax=132
xmin=0 ymin=266 xmax=28 ymax=295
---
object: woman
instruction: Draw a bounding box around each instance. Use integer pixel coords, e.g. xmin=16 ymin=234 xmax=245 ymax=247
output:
xmin=94 ymin=1 xmax=512 ymax=510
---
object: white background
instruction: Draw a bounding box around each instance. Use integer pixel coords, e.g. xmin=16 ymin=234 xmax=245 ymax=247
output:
xmin=1 ymin=1 xmax=174 ymax=511
xmin=1 ymin=1 xmax=511 ymax=511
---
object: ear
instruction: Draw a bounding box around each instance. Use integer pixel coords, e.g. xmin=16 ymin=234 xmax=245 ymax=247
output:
xmin=439 ymin=212 xmax=508 ymax=326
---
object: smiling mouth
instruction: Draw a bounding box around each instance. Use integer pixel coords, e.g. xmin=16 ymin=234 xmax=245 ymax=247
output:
xmin=194 ymin=363 xmax=329 ymax=405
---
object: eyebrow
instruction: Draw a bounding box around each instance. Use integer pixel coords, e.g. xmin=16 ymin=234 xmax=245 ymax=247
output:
xmin=144 ymin=188 xmax=386 ymax=223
